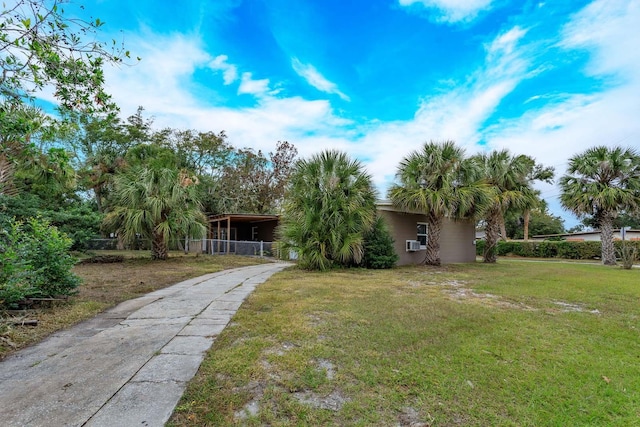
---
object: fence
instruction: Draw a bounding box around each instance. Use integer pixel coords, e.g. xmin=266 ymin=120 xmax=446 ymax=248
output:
xmin=88 ymin=238 xmax=275 ymax=257
xmin=197 ymin=239 xmax=274 ymax=257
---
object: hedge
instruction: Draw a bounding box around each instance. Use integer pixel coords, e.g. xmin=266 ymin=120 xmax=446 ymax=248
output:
xmin=475 ymin=240 xmax=640 ymax=260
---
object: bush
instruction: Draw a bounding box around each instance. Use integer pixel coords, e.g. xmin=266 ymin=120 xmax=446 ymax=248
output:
xmin=475 ymin=239 xmax=640 ymax=262
xmin=362 ymin=217 xmax=398 ymax=269
xmin=0 ymin=217 xmax=80 ymax=308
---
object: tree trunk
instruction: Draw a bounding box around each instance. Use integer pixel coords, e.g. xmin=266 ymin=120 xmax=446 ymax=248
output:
xmin=600 ymin=213 xmax=616 ymax=265
xmin=152 ymin=231 xmax=168 ymax=260
xmin=523 ymin=209 xmax=530 ymax=241
xmin=425 ymin=215 xmax=443 ymax=266
xmin=483 ymin=209 xmax=501 ymax=263
xmin=499 ymin=213 xmax=508 ymax=241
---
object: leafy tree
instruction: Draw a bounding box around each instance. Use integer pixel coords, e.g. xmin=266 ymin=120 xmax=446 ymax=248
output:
xmin=504 ymin=207 xmax=565 ymax=239
xmin=64 ymin=107 xmax=153 ymax=213
xmin=1 ymin=0 xmax=133 ymax=112
xmin=560 ymin=146 xmax=640 ymax=265
xmin=0 ymin=193 xmax=102 ymax=250
xmin=362 ymin=216 xmax=398 ymax=269
xmin=473 ymin=150 xmax=541 ymax=263
xmin=211 ymin=141 xmax=298 ymax=214
xmin=158 ymin=128 xmax=232 ymax=177
xmin=389 ymin=141 xmax=490 ymax=266
xmin=520 ymin=158 xmax=554 ymax=240
xmin=577 ymin=211 xmax=640 ymax=231
xmin=278 ymin=150 xmax=377 ymax=271
xmin=104 ymin=154 xmax=207 ymax=260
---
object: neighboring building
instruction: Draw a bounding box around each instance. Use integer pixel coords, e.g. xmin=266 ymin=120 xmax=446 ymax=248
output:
xmin=377 ymin=201 xmax=477 ymax=265
xmin=531 ymin=229 xmax=640 ymax=241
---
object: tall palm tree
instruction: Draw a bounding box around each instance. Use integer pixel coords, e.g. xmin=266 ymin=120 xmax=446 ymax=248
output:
xmin=474 ymin=150 xmax=540 ymax=263
xmin=389 ymin=141 xmax=490 ymax=266
xmin=105 ymin=165 xmax=206 ymax=260
xmin=560 ymin=146 xmax=640 ymax=265
xmin=278 ymin=150 xmax=377 ymax=271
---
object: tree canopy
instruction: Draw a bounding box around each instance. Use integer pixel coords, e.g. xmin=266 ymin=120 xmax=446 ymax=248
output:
xmin=1 ymin=0 xmax=133 ymax=112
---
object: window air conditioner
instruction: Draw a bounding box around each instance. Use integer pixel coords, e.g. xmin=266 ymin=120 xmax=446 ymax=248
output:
xmin=406 ymin=240 xmax=421 ymax=252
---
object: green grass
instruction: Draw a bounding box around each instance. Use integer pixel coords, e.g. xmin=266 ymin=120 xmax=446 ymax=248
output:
xmin=169 ymin=262 xmax=640 ymax=426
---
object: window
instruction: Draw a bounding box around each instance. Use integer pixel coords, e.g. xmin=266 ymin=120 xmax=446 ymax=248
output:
xmin=417 ymin=223 xmax=427 ymax=248
xmin=251 ymin=226 xmax=259 ymax=241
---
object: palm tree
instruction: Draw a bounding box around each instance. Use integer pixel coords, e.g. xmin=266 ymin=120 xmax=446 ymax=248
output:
xmin=560 ymin=146 xmax=640 ymax=265
xmin=105 ymin=165 xmax=207 ymax=260
xmin=278 ymin=150 xmax=377 ymax=271
xmin=473 ymin=150 xmax=540 ymax=263
xmin=389 ymin=141 xmax=490 ymax=266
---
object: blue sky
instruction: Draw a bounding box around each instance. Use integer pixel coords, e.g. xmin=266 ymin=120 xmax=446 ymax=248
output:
xmin=55 ymin=0 xmax=640 ymax=228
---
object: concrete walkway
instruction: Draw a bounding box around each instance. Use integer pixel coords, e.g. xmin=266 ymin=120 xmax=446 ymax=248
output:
xmin=0 ymin=262 xmax=291 ymax=427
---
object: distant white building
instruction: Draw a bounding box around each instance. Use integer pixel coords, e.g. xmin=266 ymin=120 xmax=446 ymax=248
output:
xmin=532 ymin=229 xmax=640 ymax=242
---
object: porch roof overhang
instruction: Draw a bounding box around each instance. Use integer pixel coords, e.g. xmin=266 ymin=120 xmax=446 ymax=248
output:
xmin=207 ymin=213 xmax=279 ymax=225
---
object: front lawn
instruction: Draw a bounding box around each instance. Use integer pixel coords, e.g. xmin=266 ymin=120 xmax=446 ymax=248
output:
xmin=169 ymin=261 xmax=640 ymax=426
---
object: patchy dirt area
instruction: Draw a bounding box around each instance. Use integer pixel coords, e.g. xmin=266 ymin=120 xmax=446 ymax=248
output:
xmin=234 ymin=342 xmax=348 ymax=422
xmin=409 ymin=278 xmax=601 ymax=315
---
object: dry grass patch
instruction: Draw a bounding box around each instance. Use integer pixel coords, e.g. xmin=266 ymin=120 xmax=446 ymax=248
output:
xmin=0 ymin=252 xmax=266 ymax=358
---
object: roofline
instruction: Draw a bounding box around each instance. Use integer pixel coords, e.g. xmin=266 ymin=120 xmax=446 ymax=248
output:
xmin=533 ymin=229 xmax=640 ymax=238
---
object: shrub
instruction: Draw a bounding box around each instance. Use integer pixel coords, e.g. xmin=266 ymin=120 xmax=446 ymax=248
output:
xmin=475 ymin=239 xmax=640 ymax=262
xmin=362 ymin=216 xmax=398 ymax=269
xmin=617 ymin=242 xmax=639 ymax=269
xmin=0 ymin=217 xmax=80 ymax=308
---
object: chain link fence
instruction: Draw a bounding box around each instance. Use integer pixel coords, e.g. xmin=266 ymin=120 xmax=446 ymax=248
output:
xmin=87 ymin=238 xmax=275 ymax=257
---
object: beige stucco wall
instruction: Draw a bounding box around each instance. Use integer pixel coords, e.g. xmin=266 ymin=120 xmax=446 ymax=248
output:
xmin=379 ymin=210 xmax=476 ymax=265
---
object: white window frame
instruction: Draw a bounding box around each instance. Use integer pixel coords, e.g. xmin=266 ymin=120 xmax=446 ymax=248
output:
xmin=417 ymin=222 xmax=428 ymax=249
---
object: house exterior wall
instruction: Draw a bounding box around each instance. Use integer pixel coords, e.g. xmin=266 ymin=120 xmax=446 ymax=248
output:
xmin=379 ymin=210 xmax=476 ymax=265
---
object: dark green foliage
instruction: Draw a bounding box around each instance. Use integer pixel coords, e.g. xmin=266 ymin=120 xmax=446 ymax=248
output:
xmin=278 ymin=150 xmax=377 ymax=270
xmin=0 ymin=217 xmax=80 ymax=308
xmin=362 ymin=217 xmax=398 ymax=269
xmin=0 ymin=194 xmax=102 ymax=250
xmin=505 ymin=209 xmax=565 ymax=239
xmin=475 ymin=240 xmax=640 ymax=261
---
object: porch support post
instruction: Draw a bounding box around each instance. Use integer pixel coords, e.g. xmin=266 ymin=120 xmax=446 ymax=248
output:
xmin=217 ymin=221 xmax=221 ymax=254
xmin=226 ymin=217 xmax=231 ymax=254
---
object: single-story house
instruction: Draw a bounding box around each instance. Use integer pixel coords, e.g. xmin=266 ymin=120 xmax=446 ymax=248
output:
xmin=205 ymin=205 xmax=477 ymax=264
xmin=532 ymin=229 xmax=640 ymax=242
xmin=377 ymin=201 xmax=477 ymax=265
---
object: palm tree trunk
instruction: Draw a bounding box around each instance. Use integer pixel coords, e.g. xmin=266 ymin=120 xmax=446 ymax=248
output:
xmin=425 ymin=215 xmax=443 ymax=266
xmin=152 ymin=231 xmax=169 ymax=260
xmin=523 ymin=209 xmax=530 ymax=241
xmin=600 ymin=213 xmax=616 ymax=265
xmin=484 ymin=209 xmax=501 ymax=263
xmin=499 ymin=213 xmax=508 ymax=241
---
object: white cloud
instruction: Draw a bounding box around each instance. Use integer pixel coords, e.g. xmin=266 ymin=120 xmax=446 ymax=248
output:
xmin=398 ymin=0 xmax=494 ymax=23
xmin=291 ymin=58 xmax=350 ymax=101
xmin=209 ymin=54 xmax=238 ymax=85
xmin=237 ymin=72 xmax=272 ymax=97
xmin=560 ymin=0 xmax=639 ymax=79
